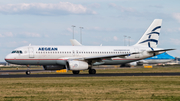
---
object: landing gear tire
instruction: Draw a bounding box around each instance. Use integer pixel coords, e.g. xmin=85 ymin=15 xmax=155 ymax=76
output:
xmin=72 ymin=71 xmax=80 ymax=74
xmin=26 ymin=71 xmax=31 ymax=75
xmin=89 ymin=69 xmax=96 ymax=74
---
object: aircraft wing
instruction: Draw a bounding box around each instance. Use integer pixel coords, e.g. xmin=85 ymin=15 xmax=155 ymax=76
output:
xmin=148 ymin=49 xmax=175 ymax=53
xmin=69 ymin=52 xmax=139 ymax=61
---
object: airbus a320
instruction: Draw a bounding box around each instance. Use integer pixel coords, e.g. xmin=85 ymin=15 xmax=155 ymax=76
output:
xmin=5 ymin=19 xmax=174 ymax=75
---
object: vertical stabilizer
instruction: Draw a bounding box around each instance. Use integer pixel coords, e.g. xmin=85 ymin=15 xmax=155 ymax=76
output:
xmin=134 ymin=19 xmax=162 ymax=48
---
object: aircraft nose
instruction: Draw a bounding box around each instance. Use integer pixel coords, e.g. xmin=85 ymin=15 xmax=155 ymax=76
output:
xmin=5 ymin=54 xmax=13 ymax=62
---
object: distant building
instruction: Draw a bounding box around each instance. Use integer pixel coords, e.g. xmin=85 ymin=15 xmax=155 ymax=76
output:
xmin=0 ymin=62 xmax=8 ymax=66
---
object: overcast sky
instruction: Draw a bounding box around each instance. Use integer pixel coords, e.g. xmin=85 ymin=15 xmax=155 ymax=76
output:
xmin=0 ymin=0 xmax=180 ymax=61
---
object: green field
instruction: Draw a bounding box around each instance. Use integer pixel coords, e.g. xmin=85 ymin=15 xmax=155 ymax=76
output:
xmin=0 ymin=77 xmax=180 ymax=101
xmin=1 ymin=66 xmax=180 ymax=101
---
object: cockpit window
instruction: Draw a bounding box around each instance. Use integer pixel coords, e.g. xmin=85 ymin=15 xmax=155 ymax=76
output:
xmin=12 ymin=51 xmax=16 ymax=53
xmin=11 ymin=50 xmax=23 ymax=54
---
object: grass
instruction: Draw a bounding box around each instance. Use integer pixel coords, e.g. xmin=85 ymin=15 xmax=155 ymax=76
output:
xmin=0 ymin=76 xmax=180 ymax=100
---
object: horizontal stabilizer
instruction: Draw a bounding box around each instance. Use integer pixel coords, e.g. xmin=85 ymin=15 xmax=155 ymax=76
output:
xmin=148 ymin=49 xmax=175 ymax=53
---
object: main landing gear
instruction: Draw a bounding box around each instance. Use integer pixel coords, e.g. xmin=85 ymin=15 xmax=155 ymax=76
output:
xmin=88 ymin=64 xmax=96 ymax=74
xmin=89 ymin=69 xmax=96 ymax=74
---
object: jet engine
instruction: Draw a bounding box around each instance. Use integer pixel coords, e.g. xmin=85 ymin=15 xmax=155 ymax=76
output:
xmin=129 ymin=62 xmax=137 ymax=66
xmin=43 ymin=65 xmax=65 ymax=70
xmin=67 ymin=60 xmax=88 ymax=70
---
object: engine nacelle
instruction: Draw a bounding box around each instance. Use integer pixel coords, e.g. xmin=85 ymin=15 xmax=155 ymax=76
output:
xmin=138 ymin=60 xmax=148 ymax=64
xmin=129 ymin=62 xmax=137 ymax=66
xmin=43 ymin=65 xmax=65 ymax=70
xmin=68 ymin=61 xmax=88 ymax=70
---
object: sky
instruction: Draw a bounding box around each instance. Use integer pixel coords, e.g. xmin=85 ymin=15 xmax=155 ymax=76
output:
xmin=0 ymin=0 xmax=180 ymax=61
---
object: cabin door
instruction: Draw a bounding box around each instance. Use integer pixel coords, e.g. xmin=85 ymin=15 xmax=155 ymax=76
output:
xmin=29 ymin=47 xmax=34 ymax=58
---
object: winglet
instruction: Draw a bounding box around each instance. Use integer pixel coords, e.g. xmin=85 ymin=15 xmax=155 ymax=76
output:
xmin=70 ymin=39 xmax=82 ymax=46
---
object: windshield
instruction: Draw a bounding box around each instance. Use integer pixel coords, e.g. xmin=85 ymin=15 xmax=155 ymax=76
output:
xmin=11 ymin=50 xmax=23 ymax=54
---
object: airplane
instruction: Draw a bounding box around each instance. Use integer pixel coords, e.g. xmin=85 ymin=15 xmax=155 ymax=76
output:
xmin=5 ymin=19 xmax=175 ymax=75
xmin=140 ymin=52 xmax=175 ymax=64
xmin=127 ymin=52 xmax=175 ymax=66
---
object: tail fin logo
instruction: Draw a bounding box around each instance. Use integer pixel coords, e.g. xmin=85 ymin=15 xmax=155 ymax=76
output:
xmin=134 ymin=19 xmax=162 ymax=48
xmin=139 ymin=26 xmax=161 ymax=45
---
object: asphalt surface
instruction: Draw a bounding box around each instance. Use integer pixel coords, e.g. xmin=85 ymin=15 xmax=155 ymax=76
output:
xmin=0 ymin=69 xmax=48 ymax=73
xmin=1 ymin=70 xmax=180 ymax=78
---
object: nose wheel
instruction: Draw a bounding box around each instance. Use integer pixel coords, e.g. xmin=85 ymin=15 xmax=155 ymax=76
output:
xmin=26 ymin=70 xmax=31 ymax=75
xmin=26 ymin=65 xmax=31 ymax=75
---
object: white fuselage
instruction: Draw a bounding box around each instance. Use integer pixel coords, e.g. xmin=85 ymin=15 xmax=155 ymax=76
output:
xmin=5 ymin=45 xmax=161 ymax=66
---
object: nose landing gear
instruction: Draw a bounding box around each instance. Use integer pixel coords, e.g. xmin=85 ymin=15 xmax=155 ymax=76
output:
xmin=26 ymin=70 xmax=31 ymax=75
xmin=26 ymin=65 xmax=31 ymax=75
